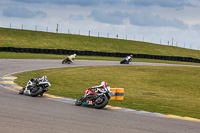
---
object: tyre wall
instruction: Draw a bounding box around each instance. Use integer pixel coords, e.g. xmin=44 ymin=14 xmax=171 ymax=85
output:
xmin=0 ymin=47 xmax=199 ymax=63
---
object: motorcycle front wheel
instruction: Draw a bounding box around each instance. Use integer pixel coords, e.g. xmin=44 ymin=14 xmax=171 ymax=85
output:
xmin=94 ymin=96 xmax=108 ymax=109
xmin=62 ymin=59 xmax=66 ymax=64
xmin=75 ymin=97 xmax=83 ymax=106
xmin=19 ymin=87 xmax=25 ymax=94
xmin=120 ymin=60 xmax=125 ymax=64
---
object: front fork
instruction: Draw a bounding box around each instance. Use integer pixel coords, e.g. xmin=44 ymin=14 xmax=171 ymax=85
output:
xmin=23 ymin=86 xmax=31 ymax=95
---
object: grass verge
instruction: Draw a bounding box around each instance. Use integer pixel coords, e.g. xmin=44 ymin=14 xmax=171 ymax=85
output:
xmin=14 ymin=65 xmax=200 ymax=119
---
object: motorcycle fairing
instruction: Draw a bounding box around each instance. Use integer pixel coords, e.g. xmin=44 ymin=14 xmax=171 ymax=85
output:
xmin=88 ymin=100 xmax=93 ymax=105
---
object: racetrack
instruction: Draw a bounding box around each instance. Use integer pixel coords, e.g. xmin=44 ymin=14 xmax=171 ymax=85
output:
xmin=0 ymin=59 xmax=200 ymax=133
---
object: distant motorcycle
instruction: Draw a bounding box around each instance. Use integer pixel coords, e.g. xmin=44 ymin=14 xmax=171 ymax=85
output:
xmin=75 ymin=87 xmax=114 ymax=109
xmin=19 ymin=77 xmax=51 ymax=97
xmin=62 ymin=57 xmax=74 ymax=64
xmin=120 ymin=55 xmax=133 ymax=64
xmin=62 ymin=54 xmax=76 ymax=64
xmin=120 ymin=57 xmax=132 ymax=64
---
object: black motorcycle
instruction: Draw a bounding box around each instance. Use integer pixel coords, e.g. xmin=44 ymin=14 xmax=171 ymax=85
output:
xmin=120 ymin=57 xmax=132 ymax=64
xmin=75 ymin=88 xmax=114 ymax=109
xmin=19 ymin=78 xmax=51 ymax=97
xmin=62 ymin=57 xmax=74 ymax=64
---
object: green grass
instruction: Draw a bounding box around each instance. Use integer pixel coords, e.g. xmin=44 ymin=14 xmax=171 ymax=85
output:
xmin=0 ymin=52 xmax=200 ymax=66
xmin=1 ymin=27 xmax=200 ymax=59
xmin=14 ymin=65 xmax=200 ymax=119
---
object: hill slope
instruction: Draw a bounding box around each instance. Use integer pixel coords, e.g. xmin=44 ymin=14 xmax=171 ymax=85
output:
xmin=0 ymin=27 xmax=200 ymax=59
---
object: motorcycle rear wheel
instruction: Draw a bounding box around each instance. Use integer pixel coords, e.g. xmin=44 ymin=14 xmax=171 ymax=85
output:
xmin=95 ymin=96 xmax=108 ymax=109
xmin=125 ymin=61 xmax=129 ymax=64
xmin=31 ymin=86 xmax=43 ymax=97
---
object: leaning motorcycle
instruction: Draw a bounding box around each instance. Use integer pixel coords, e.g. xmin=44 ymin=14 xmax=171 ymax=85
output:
xmin=19 ymin=78 xmax=51 ymax=97
xmin=120 ymin=57 xmax=131 ymax=64
xmin=62 ymin=57 xmax=74 ymax=64
xmin=75 ymin=87 xmax=114 ymax=109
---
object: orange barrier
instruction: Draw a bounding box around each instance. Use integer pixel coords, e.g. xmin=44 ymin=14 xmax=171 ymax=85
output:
xmin=110 ymin=88 xmax=124 ymax=100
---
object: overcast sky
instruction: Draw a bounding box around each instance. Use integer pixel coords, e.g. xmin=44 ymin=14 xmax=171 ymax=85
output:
xmin=0 ymin=0 xmax=200 ymax=50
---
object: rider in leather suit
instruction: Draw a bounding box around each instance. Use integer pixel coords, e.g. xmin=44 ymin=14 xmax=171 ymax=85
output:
xmin=91 ymin=81 xmax=110 ymax=93
xmin=19 ymin=75 xmax=47 ymax=94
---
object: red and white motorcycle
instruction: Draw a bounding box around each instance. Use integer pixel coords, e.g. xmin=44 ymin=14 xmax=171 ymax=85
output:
xmin=75 ymin=84 xmax=114 ymax=109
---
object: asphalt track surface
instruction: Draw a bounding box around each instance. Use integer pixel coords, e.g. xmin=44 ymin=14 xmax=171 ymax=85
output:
xmin=0 ymin=59 xmax=199 ymax=133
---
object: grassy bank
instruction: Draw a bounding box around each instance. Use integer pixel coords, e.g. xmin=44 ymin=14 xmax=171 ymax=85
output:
xmin=1 ymin=27 xmax=200 ymax=59
xmin=14 ymin=65 xmax=200 ymax=119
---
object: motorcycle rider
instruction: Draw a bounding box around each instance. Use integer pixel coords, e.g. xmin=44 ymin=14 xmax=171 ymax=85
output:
xmin=125 ymin=55 xmax=133 ymax=62
xmin=90 ymin=81 xmax=110 ymax=94
xmin=76 ymin=81 xmax=113 ymax=108
xmin=19 ymin=75 xmax=48 ymax=94
xmin=66 ymin=54 xmax=76 ymax=63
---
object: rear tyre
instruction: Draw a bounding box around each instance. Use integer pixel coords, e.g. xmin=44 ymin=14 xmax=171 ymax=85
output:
xmin=31 ymin=86 xmax=43 ymax=97
xmin=95 ymin=96 xmax=108 ymax=109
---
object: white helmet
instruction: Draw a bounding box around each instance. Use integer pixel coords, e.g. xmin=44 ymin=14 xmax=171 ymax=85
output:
xmin=42 ymin=75 xmax=47 ymax=79
xmin=101 ymin=81 xmax=107 ymax=86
